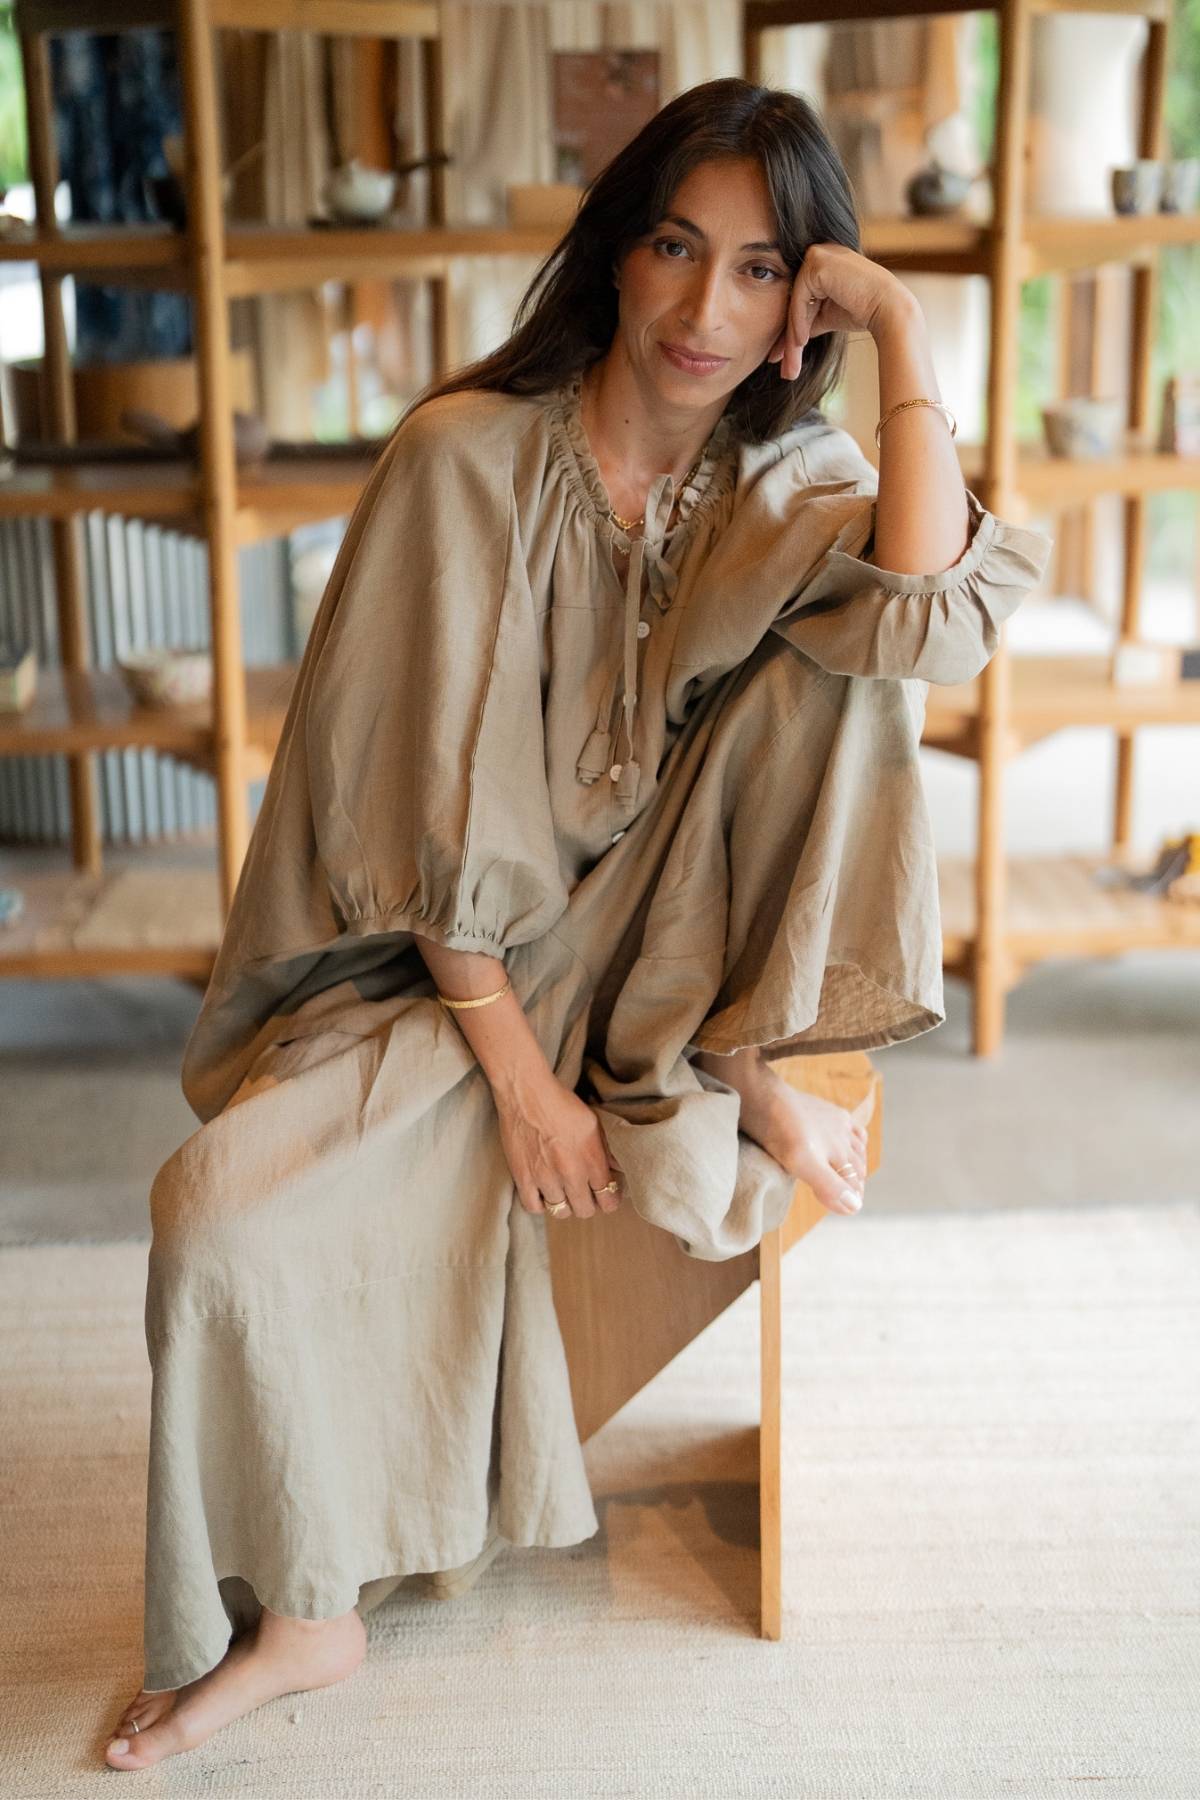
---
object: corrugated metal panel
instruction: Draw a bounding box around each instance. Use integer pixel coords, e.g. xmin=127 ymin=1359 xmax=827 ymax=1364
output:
xmin=0 ymin=513 xmax=290 ymax=845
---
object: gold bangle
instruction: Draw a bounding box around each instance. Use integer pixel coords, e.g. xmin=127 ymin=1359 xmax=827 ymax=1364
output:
xmin=875 ymin=397 xmax=957 ymax=448
xmin=437 ymin=979 xmax=512 ymax=1011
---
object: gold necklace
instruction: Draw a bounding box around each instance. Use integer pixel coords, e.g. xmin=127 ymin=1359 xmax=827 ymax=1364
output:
xmin=608 ymin=452 xmax=703 ymax=534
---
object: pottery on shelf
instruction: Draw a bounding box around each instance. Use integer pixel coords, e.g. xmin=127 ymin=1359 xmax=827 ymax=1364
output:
xmin=116 ymin=649 xmax=213 ymax=709
xmin=1160 ymin=158 xmax=1200 ymax=212
xmin=119 ymin=406 xmax=271 ymax=466
xmin=1041 ymin=397 xmax=1124 ymax=459
xmin=1110 ymin=160 xmax=1164 ymax=214
xmin=322 ymin=159 xmax=398 ymax=223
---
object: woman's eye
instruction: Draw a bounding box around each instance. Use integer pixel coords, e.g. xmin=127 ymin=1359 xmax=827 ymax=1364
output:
xmin=652 ymin=238 xmax=783 ymax=283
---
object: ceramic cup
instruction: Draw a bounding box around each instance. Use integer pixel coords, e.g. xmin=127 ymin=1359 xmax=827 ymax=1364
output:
xmin=1041 ymin=397 xmax=1123 ymax=459
xmin=1111 ymin=161 xmax=1163 ymax=214
xmin=1161 ymin=158 xmax=1200 ymax=212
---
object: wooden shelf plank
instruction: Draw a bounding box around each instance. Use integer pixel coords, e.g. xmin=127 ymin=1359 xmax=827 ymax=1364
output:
xmin=1013 ymin=447 xmax=1200 ymax=507
xmin=931 ymin=441 xmax=1198 ymax=506
xmin=0 ymin=223 xmax=565 ymax=293
xmin=16 ymin=0 xmax=439 ymax=38
xmin=0 ymin=460 xmax=199 ymax=524
xmin=939 ymin=851 xmax=1200 ymax=965
xmin=234 ymin=458 xmax=376 ymax=540
xmin=0 ymin=220 xmax=187 ymax=275
xmin=5 ymin=212 xmax=1196 ymax=293
xmin=0 ymin=456 xmax=379 ymax=532
xmin=207 ymin=0 xmax=438 ymax=34
xmin=746 ymin=0 xmax=1169 ymax=24
xmin=223 ymin=224 xmax=565 ymax=295
xmin=0 ymin=661 xmax=297 ymax=759
xmin=1024 ymin=209 xmax=1200 ymax=275
xmin=923 ymin=654 xmax=1200 ymax=748
xmin=0 ymin=856 xmax=220 ymax=978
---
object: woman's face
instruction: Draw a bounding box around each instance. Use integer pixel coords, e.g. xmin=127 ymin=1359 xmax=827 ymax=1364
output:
xmin=614 ymin=155 xmax=794 ymax=412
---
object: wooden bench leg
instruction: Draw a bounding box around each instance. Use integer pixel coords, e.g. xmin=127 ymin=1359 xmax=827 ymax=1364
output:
xmin=759 ymin=1221 xmax=783 ymax=1640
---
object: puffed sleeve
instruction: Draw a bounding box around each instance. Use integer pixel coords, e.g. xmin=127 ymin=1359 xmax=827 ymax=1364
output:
xmin=769 ymin=426 xmax=1054 ymax=685
xmin=304 ymin=399 xmax=569 ymax=955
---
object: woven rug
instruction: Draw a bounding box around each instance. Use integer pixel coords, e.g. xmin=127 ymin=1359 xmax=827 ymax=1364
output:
xmin=2 ymin=1201 xmax=1198 ymax=1800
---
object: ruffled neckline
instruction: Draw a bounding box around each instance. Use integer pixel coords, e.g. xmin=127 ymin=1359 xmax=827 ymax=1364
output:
xmin=545 ymin=367 xmax=739 ymax=548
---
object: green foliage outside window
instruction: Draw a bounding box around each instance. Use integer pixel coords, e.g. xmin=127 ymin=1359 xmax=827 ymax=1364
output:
xmin=0 ymin=7 xmax=27 ymax=190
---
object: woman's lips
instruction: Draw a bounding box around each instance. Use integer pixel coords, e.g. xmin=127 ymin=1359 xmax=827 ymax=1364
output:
xmin=659 ymin=341 xmax=729 ymax=375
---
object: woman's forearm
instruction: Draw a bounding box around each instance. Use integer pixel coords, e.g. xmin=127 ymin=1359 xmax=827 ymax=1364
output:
xmin=411 ymin=935 xmax=553 ymax=1103
xmin=868 ymin=294 xmax=970 ymax=577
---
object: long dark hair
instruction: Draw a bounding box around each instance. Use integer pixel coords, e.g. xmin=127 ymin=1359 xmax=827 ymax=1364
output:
xmin=398 ymin=76 xmax=861 ymax=445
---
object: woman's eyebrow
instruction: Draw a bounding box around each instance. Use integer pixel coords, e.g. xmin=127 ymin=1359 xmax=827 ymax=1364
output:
xmin=659 ymin=212 xmax=783 ymax=254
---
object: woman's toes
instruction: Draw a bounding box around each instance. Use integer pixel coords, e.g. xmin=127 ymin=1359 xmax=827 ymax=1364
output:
xmin=117 ymin=1692 xmax=174 ymax=1734
xmin=105 ymin=1720 xmax=175 ymax=1770
xmin=816 ymin=1158 xmax=863 ymax=1213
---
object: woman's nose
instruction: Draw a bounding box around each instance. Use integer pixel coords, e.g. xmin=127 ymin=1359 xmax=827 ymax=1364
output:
xmin=680 ymin=269 xmax=728 ymax=329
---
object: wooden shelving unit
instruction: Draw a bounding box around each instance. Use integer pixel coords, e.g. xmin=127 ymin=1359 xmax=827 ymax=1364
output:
xmin=5 ymin=0 xmax=1196 ymax=1028
xmin=747 ymin=0 xmax=1200 ymax=1053
xmin=1 ymin=0 xmax=564 ymax=981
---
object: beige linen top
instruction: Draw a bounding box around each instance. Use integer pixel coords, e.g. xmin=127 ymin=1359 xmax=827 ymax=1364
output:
xmin=180 ymin=368 xmax=1054 ymax=1123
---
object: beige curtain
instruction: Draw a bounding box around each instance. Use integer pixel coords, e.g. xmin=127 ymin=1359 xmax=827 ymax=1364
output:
xmin=433 ymin=3 xmax=742 ymax=382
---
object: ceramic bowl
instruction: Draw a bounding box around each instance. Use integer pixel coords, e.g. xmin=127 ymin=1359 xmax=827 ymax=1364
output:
xmin=117 ymin=649 xmax=213 ymax=709
xmin=1041 ymin=398 xmax=1124 ymax=459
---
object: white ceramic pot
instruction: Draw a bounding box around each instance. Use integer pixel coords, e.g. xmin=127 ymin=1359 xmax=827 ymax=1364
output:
xmin=322 ymin=159 xmax=397 ymax=222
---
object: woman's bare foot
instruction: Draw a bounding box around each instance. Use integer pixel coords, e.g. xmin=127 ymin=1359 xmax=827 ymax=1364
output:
xmin=694 ymin=1046 xmax=869 ymax=1214
xmin=103 ymin=1602 xmax=367 ymax=1771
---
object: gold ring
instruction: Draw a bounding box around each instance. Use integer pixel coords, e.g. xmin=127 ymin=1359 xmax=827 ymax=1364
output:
xmin=592 ymin=1179 xmax=620 ymax=1194
xmin=545 ymin=1200 xmax=569 ymax=1217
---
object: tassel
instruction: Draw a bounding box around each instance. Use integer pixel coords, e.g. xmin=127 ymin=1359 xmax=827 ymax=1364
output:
xmin=615 ymin=757 xmax=640 ymax=806
xmin=575 ymin=723 xmax=613 ymax=785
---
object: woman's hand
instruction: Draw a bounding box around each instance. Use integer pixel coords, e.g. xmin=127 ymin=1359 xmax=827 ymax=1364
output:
xmin=767 ymin=243 xmax=917 ymax=380
xmin=494 ymin=1068 xmax=624 ymax=1220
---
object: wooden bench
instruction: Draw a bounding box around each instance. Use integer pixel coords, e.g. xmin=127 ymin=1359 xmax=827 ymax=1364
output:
xmin=548 ymin=1051 xmax=882 ymax=1639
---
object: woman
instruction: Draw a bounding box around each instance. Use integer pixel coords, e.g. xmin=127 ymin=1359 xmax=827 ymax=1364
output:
xmin=105 ymin=76 xmax=1051 ymax=1769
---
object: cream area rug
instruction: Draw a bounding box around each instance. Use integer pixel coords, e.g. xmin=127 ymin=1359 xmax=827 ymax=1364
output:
xmin=2 ymin=1201 xmax=1198 ymax=1800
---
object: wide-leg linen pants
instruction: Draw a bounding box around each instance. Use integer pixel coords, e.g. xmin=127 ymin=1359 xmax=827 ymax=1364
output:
xmin=141 ymin=629 xmax=944 ymax=1690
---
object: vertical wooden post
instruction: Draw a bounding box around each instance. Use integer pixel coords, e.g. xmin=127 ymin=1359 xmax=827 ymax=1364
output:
xmin=421 ymin=27 xmax=454 ymax=377
xmin=742 ymin=13 xmax=763 ymax=86
xmin=759 ymin=1224 xmax=783 ymax=1641
xmin=1114 ymin=11 xmax=1169 ymax=853
xmin=19 ymin=26 xmax=101 ymax=876
xmin=177 ymin=0 xmax=248 ymax=915
xmin=974 ymin=0 xmax=1034 ymax=1056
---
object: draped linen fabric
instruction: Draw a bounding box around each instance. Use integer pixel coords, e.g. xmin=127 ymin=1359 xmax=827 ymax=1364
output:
xmin=140 ymin=372 xmax=1053 ymax=1691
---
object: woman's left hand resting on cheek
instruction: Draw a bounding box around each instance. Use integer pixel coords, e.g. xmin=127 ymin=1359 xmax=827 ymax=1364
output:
xmin=766 ymin=240 xmax=914 ymax=379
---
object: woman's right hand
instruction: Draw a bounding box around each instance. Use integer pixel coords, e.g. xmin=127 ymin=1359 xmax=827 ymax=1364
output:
xmin=493 ymin=1069 xmax=624 ymax=1220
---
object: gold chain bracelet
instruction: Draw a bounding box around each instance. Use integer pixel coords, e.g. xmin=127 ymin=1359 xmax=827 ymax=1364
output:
xmin=437 ymin=980 xmax=511 ymax=1011
xmin=875 ymin=397 xmax=957 ymax=449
